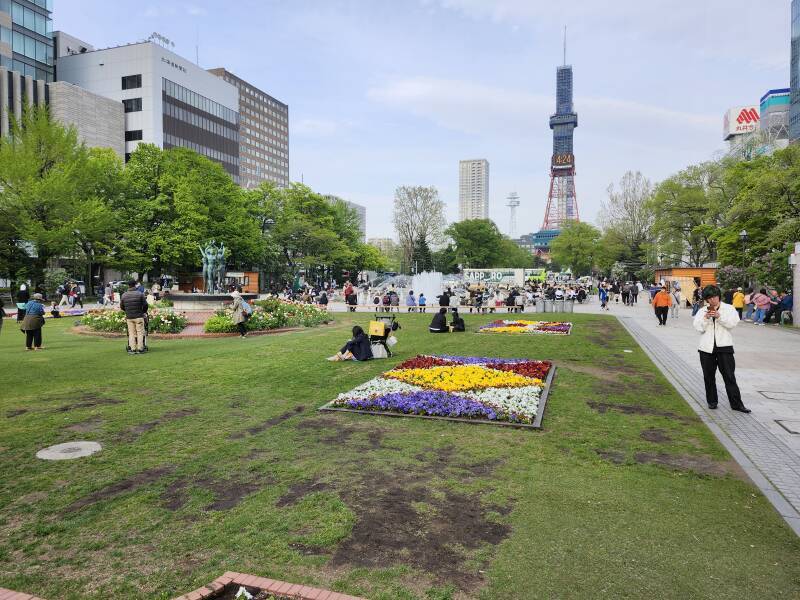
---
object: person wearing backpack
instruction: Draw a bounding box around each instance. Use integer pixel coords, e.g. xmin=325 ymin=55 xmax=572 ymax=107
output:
xmin=231 ymin=287 xmax=250 ymax=337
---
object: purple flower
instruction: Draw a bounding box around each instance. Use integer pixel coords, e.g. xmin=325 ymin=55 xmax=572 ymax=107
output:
xmin=431 ymin=355 xmax=528 ymax=365
xmin=344 ymin=391 xmax=502 ymax=420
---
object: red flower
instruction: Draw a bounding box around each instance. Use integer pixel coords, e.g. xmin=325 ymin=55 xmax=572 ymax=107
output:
xmin=394 ymin=355 xmax=462 ymax=370
xmin=487 ymin=361 xmax=551 ymax=380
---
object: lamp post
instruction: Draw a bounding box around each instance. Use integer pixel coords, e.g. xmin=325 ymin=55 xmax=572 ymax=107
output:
xmin=739 ymin=230 xmax=748 ymax=269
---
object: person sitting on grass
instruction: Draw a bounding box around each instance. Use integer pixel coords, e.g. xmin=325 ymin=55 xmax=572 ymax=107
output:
xmin=50 ymin=302 xmax=61 ymax=318
xmin=450 ymin=309 xmax=465 ymax=332
xmin=429 ymin=307 xmax=449 ymax=333
xmin=327 ymin=325 xmax=373 ymax=361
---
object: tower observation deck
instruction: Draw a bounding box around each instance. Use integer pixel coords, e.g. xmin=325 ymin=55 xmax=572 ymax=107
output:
xmin=541 ymin=63 xmax=579 ymax=230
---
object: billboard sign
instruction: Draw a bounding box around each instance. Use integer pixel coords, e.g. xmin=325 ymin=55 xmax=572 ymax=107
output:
xmin=463 ymin=269 xmax=524 ymax=285
xmin=723 ymin=106 xmax=760 ymax=140
xmin=551 ymin=153 xmax=574 ymax=170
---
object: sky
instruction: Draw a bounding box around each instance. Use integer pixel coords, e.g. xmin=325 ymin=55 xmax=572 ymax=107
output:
xmin=57 ymin=1 xmax=791 ymax=239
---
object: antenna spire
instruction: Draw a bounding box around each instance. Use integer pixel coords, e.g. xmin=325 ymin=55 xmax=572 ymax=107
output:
xmin=563 ymin=25 xmax=567 ymax=65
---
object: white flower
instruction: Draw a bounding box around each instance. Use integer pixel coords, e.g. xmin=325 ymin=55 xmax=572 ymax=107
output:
xmin=335 ymin=377 xmax=422 ymax=404
xmin=461 ymin=385 xmax=541 ymax=419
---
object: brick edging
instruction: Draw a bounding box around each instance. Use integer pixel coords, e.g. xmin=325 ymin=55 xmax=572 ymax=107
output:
xmin=0 ymin=586 xmax=47 ymax=600
xmin=172 ymin=571 xmax=367 ymax=600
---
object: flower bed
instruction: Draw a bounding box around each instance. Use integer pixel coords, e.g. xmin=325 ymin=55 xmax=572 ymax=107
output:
xmin=478 ymin=320 xmax=572 ymax=335
xmin=204 ymin=298 xmax=331 ymax=333
xmin=321 ymin=354 xmax=555 ymax=428
xmin=81 ymin=308 xmax=188 ymax=334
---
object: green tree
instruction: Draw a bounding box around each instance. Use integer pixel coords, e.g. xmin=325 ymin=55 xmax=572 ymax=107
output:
xmin=549 ymin=221 xmax=601 ymax=275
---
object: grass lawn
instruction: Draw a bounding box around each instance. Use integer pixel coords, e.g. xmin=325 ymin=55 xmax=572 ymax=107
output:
xmin=0 ymin=312 xmax=798 ymax=599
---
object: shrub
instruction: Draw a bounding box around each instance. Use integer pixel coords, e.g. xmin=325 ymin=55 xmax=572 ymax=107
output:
xmin=204 ymin=298 xmax=331 ymax=333
xmin=82 ymin=309 xmax=187 ymax=334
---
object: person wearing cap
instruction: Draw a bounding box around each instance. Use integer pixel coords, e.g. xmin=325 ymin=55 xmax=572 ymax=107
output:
xmin=693 ymin=285 xmax=750 ymax=413
xmin=20 ymin=293 xmax=46 ymax=350
xmin=652 ymin=285 xmax=672 ymax=326
xmin=731 ymin=287 xmax=745 ymax=319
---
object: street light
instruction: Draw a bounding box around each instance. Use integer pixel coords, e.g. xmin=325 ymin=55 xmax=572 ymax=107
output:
xmin=739 ymin=230 xmax=748 ymax=269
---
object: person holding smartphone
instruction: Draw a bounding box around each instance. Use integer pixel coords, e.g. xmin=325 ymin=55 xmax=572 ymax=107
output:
xmin=693 ymin=285 xmax=750 ymax=413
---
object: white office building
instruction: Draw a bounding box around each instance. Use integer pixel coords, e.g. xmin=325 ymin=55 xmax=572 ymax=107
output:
xmin=56 ymin=41 xmax=240 ymax=180
xmin=459 ymin=159 xmax=489 ymax=221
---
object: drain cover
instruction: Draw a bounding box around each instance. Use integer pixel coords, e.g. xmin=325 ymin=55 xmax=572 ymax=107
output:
xmin=36 ymin=441 xmax=102 ymax=460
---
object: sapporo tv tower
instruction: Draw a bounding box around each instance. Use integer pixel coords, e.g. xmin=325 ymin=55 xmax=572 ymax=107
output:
xmin=532 ymin=28 xmax=579 ymax=255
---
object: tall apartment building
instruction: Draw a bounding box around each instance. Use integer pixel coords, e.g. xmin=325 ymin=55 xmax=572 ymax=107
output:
xmin=56 ymin=41 xmax=240 ymax=179
xmin=208 ymin=68 xmax=289 ymax=188
xmin=1 ymin=0 xmax=54 ymax=81
xmin=458 ymin=159 xmax=490 ymax=221
xmin=791 ymin=0 xmax=800 ymax=141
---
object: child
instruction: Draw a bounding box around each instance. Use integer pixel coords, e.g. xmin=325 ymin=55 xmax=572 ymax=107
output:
xmin=418 ymin=292 xmax=427 ymax=313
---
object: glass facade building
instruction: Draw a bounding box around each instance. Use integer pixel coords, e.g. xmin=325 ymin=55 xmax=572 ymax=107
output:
xmin=791 ymin=0 xmax=800 ymax=141
xmin=0 ymin=0 xmax=54 ymax=81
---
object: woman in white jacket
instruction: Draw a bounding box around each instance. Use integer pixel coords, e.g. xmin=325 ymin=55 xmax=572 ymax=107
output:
xmin=692 ymin=285 xmax=750 ymax=413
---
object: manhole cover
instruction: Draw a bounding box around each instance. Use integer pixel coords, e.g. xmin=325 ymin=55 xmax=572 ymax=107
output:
xmin=36 ymin=441 xmax=102 ymax=460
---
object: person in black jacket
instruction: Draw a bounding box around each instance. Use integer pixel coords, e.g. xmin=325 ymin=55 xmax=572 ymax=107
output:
xmin=450 ymin=309 xmax=465 ymax=332
xmin=327 ymin=325 xmax=373 ymax=361
xmin=119 ymin=279 xmax=148 ymax=354
xmin=429 ymin=307 xmax=449 ymax=333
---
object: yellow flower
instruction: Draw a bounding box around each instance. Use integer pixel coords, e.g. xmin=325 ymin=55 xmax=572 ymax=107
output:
xmin=385 ymin=365 xmax=536 ymax=392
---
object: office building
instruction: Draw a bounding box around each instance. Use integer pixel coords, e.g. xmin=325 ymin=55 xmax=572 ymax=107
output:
xmin=325 ymin=195 xmax=366 ymax=241
xmin=458 ymin=159 xmax=489 ymax=221
xmin=368 ymin=238 xmax=395 ymax=255
xmin=1 ymin=0 xmax=54 ymax=81
xmin=208 ymin=68 xmax=289 ymax=188
xmin=56 ymin=41 xmax=240 ymax=179
xmin=0 ymin=64 xmax=46 ymax=135
xmin=760 ymin=88 xmax=790 ymax=141
xmin=48 ymin=80 xmax=124 ymax=158
xmin=791 ymin=0 xmax=800 ymax=141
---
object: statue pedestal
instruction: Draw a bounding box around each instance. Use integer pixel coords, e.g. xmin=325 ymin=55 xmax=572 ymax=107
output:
xmin=168 ymin=293 xmax=258 ymax=311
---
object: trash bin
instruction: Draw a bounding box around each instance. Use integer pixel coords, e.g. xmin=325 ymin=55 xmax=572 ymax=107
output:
xmin=564 ymin=299 xmax=574 ymax=313
xmin=544 ymin=299 xmax=553 ymax=313
xmin=530 ymin=299 xmax=539 ymax=313
xmin=554 ymin=299 xmax=564 ymax=313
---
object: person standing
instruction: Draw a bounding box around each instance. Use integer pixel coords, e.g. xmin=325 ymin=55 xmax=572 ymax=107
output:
xmin=230 ymin=287 xmax=247 ymax=337
xmin=693 ymin=285 xmax=750 ymax=413
xmin=120 ymin=279 xmax=148 ymax=354
xmin=406 ymin=290 xmax=417 ymax=313
xmin=653 ymin=285 xmax=672 ymax=326
xmin=20 ymin=293 xmax=46 ymax=350
xmin=732 ymin=287 xmax=745 ymax=319
xmin=599 ymin=284 xmax=609 ymax=311
xmin=0 ymin=298 xmax=5 ymax=336
xmin=670 ymin=286 xmax=681 ymax=319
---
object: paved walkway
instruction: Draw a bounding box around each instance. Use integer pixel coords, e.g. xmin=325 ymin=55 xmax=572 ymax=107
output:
xmin=572 ymin=299 xmax=800 ymax=535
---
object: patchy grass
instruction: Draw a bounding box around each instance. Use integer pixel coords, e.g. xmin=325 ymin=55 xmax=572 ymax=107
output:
xmin=0 ymin=313 xmax=798 ymax=600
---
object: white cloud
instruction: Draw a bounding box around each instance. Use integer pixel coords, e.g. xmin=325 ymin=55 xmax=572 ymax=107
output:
xmin=367 ymin=76 xmax=718 ymax=138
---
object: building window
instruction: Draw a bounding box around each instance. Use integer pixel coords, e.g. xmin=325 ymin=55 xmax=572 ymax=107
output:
xmin=121 ymin=74 xmax=142 ymax=90
xmin=123 ymin=97 xmax=142 ymax=113
xmin=125 ymin=130 xmax=143 ymax=141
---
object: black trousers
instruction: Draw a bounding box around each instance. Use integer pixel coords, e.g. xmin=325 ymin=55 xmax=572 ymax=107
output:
xmin=699 ymin=351 xmax=744 ymax=409
xmin=237 ymin=322 xmax=247 ymax=336
xmin=655 ymin=306 xmax=668 ymax=325
xmin=25 ymin=329 xmax=42 ymax=348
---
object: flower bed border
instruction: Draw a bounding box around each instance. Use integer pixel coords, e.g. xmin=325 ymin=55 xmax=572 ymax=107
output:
xmin=173 ymin=571 xmax=366 ymax=600
xmin=319 ymin=364 xmax=556 ymax=430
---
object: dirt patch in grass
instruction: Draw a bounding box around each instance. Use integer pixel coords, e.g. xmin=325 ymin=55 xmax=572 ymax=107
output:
xmin=65 ymin=465 xmax=175 ymax=513
xmin=161 ymin=474 xmax=273 ymax=511
xmin=634 ymin=452 xmax=746 ymax=479
xmin=584 ymin=320 xmax=623 ymax=346
xmin=6 ymin=408 xmax=28 ymax=418
xmin=54 ymin=393 xmax=124 ymax=413
xmin=116 ymin=408 xmax=200 ymax=442
xmin=329 ymin=469 xmax=511 ymax=590
xmin=556 ymin=360 xmax=640 ymax=382
xmin=296 ymin=415 xmax=386 ymax=450
xmin=276 ymin=480 xmax=331 ymax=507
xmin=228 ymin=406 xmax=306 ymax=440
xmin=640 ymin=428 xmax=672 ymax=443
xmin=63 ymin=417 xmax=104 ymax=433
xmin=587 ymin=401 xmax=696 ymax=423
xmin=595 ymin=449 xmax=626 ymax=464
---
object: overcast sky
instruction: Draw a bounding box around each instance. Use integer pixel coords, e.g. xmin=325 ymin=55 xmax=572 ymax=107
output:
xmin=57 ymin=1 xmax=791 ymax=239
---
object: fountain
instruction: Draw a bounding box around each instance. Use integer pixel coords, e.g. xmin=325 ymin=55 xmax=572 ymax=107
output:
xmin=168 ymin=240 xmax=257 ymax=311
xmin=410 ymin=271 xmax=444 ymax=300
